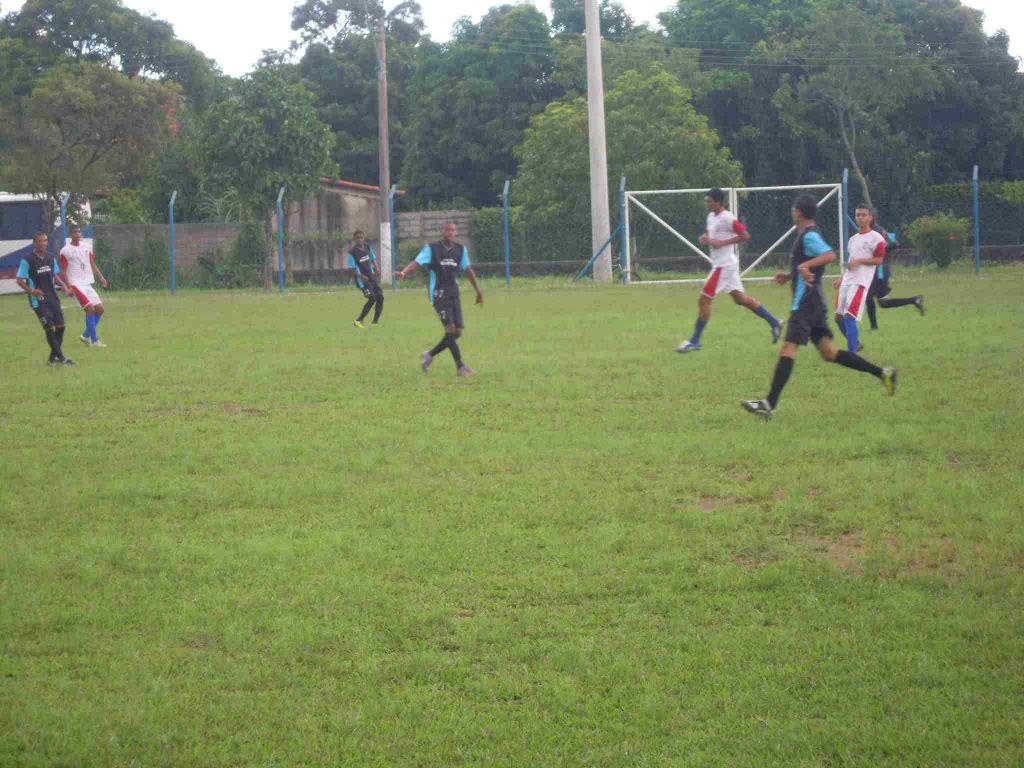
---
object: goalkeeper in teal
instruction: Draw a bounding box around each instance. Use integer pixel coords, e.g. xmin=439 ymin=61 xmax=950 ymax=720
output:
xmin=394 ymin=221 xmax=483 ymax=376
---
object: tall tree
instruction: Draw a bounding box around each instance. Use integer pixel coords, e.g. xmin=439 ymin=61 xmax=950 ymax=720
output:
xmin=198 ymin=67 xmax=334 ymax=247
xmin=402 ymin=4 xmax=558 ymax=206
xmin=549 ymin=0 xmax=634 ymax=43
xmin=0 ymin=61 xmax=179 ymax=228
xmin=515 ymin=69 xmax=742 ymax=259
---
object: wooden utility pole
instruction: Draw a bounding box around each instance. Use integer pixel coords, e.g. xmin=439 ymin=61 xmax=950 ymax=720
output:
xmin=584 ymin=0 xmax=611 ymax=283
xmin=377 ymin=15 xmax=393 ymax=281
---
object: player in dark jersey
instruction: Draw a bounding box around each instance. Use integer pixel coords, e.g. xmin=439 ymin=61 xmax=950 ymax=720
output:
xmin=864 ymin=219 xmax=924 ymax=330
xmin=394 ymin=221 xmax=483 ymax=376
xmin=347 ymin=230 xmax=384 ymax=328
xmin=741 ymin=195 xmax=895 ymax=419
xmin=15 ymin=232 xmax=74 ymax=365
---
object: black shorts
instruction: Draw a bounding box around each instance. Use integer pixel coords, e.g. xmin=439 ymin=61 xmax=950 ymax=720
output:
xmin=786 ymin=303 xmax=832 ymax=346
xmin=360 ymin=280 xmax=382 ymax=300
xmin=868 ymin=278 xmax=890 ymax=299
xmin=32 ymin=297 xmax=64 ymax=328
xmin=434 ymin=294 xmax=464 ymax=329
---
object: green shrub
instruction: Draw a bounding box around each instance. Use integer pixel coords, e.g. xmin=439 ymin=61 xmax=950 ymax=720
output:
xmin=906 ymin=212 xmax=970 ymax=269
xmin=471 ymin=206 xmax=524 ymax=263
xmin=100 ymin=230 xmax=169 ymax=289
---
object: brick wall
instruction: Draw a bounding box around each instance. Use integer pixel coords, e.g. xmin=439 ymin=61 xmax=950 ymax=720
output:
xmin=93 ymin=223 xmax=243 ymax=268
xmin=396 ymin=210 xmax=474 ymax=254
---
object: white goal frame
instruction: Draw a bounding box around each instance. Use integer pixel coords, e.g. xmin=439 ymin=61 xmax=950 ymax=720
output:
xmin=622 ymin=183 xmax=845 ymax=285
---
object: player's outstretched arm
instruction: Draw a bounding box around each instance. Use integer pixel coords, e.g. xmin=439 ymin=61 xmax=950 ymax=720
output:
xmin=395 ymin=261 xmax=419 ymax=281
xmin=466 ymin=267 xmax=483 ymax=306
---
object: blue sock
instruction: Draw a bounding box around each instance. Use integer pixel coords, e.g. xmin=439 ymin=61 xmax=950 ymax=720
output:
xmin=86 ymin=315 xmax=98 ymax=342
xmin=845 ymin=316 xmax=860 ymax=352
xmin=754 ymin=304 xmax=779 ymax=327
xmin=92 ymin=314 xmax=101 ymax=341
xmin=691 ymin=318 xmax=707 ymax=344
xmin=836 ymin=317 xmax=848 ymax=340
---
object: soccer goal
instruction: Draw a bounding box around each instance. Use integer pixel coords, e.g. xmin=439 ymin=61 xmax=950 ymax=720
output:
xmin=622 ymin=183 xmax=845 ymax=285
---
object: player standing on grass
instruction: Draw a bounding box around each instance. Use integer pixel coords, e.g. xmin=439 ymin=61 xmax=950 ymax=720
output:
xmin=833 ymin=204 xmax=886 ymax=353
xmin=59 ymin=225 xmax=108 ymax=348
xmin=347 ymin=230 xmax=383 ymax=328
xmin=741 ymin=194 xmax=896 ymax=420
xmin=864 ymin=216 xmax=925 ymax=331
xmin=676 ymin=187 xmax=783 ymax=353
xmin=16 ymin=232 xmax=74 ymax=366
xmin=394 ymin=221 xmax=483 ymax=377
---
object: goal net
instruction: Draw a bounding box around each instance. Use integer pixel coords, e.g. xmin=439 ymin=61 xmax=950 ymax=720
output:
xmin=622 ymin=183 xmax=845 ymax=285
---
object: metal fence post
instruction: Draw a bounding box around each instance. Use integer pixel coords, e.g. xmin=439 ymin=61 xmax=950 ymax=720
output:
xmin=502 ymin=180 xmax=511 ymax=287
xmin=59 ymin=193 xmax=70 ymax=255
xmin=389 ymin=184 xmax=398 ymax=289
xmin=972 ymin=165 xmax=981 ymax=275
xmin=168 ymin=190 xmax=177 ymax=294
xmin=619 ymin=176 xmax=627 ymax=283
xmin=276 ymin=186 xmax=285 ymax=293
xmin=841 ymin=169 xmax=849 ymax=255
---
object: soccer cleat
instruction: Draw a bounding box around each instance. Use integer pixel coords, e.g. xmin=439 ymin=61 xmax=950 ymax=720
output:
xmin=421 ymin=350 xmax=433 ymax=372
xmin=915 ymin=296 xmax=925 ymax=316
xmin=58 ymin=356 xmax=75 ymax=366
xmin=881 ymin=368 xmax=898 ymax=396
xmin=47 ymin=355 xmax=60 ymax=366
xmin=771 ymin=320 xmax=784 ymax=344
xmin=740 ymin=399 xmax=773 ymax=420
xmin=457 ymin=365 xmax=477 ymax=377
xmin=353 ymin=320 xmax=364 ymax=329
xmin=91 ymin=340 xmax=107 ymax=348
xmin=676 ymin=340 xmax=701 ymax=353
xmin=79 ymin=333 xmax=93 ymax=346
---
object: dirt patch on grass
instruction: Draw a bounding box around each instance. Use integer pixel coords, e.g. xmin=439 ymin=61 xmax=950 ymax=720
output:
xmin=793 ymin=530 xmax=866 ymax=572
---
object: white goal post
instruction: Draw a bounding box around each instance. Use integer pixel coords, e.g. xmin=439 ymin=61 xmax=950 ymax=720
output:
xmin=622 ymin=183 xmax=845 ymax=285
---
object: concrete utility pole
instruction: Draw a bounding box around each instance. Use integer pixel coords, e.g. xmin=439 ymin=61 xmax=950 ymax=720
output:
xmin=584 ymin=0 xmax=611 ymax=282
xmin=377 ymin=15 xmax=393 ymax=282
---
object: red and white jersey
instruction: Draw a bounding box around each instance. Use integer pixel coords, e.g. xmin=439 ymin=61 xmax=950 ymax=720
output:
xmin=705 ymin=209 xmax=747 ymax=268
xmin=842 ymin=230 xmax=886 ymax=289
xmin=59 ymin=242 xmax=94 ymax=287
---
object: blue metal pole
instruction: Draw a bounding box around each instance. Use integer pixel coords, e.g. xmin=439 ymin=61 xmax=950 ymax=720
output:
xmin=502 ymin=180 xmax=511 ymax=287
xmin=389 ymin=184 xmax=398 ymax=290
xmin=574 ymin=224 xmax=621 ymax=283
xmin=168 ymin=190 xmax=177 ymax=294
xmin=618 ymin=175 xmax=627 ymax=283
xmin=59 ymin=193 xmax=70 ymax=255
xmin=276 ymin=186 xmax=285 ymax=293
xmin=972 ymin=165 xmax=981 ymax=275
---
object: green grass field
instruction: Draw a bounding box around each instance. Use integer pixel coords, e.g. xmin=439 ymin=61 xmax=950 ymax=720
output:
xmin=2 ymin=265 xmax=1023 ymax=767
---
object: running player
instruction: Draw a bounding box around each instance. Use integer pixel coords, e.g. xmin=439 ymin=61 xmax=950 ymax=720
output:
xmin=833 ymin=204 xmax=886 ymax=353
xmin=394 ymin=221 xmax=483 ymax=376
xmin=347 ymin=230 xmax=383 ymax=328
xmin=59 ymin=225 xmax=108 ymax=347
xmin=16 ymin=232 xmax=74 ymax=365
xmin=741 ymin=194 xmax=896 ymax=419
xmin=676 ymin=187 xmax=782 ymax=353
xmin=864 ymin=218 xmax=924 ymax=330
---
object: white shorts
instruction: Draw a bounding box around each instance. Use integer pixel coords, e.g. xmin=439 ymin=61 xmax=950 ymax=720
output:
xmin=835 ymin=282 xmax=868 ymax=321
xmin=71 ymin=284 xmax=102 ymax=309
xmin=701 ymin=265 xmax=743 ymax=298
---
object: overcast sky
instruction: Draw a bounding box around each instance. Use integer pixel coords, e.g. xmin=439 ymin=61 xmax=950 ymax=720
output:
xmin=4 ymin=0 xmax=1022 ymax=76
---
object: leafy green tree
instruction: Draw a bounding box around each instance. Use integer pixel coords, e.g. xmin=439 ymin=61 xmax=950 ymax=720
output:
xmin=402 ymin=4 xmax=558 ymax=206
xmin=6 ymin=0 xmax=221 ymax=109
xmin=769 ymin=5 xmax=938 ymax=208
xmin=550 ymin=0 xmax=634 ymax=42
xmin=515 ymin=69 xmax=743 ymax=259
xmin=198 ymin=67 xmax=334 ymax=278
xmin=0 ymin=61 xmax=179 ymax=228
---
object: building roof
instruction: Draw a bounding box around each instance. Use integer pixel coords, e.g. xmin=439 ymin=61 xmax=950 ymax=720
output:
xmin=320 ymin=178 xmax=406 ymax=197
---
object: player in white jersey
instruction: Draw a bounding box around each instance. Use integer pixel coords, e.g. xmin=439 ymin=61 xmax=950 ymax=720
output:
xmin=59 ymin=225 xmax=108 ymax=348
xmin=833 ymin=205 xmax=886 ymax=353
xmin=676 ymin=188 xmax=782 ymax=353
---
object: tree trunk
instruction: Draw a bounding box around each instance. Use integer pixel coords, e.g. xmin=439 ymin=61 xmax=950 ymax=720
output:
xmin=836 ymin=108 xmax=873 ymax=209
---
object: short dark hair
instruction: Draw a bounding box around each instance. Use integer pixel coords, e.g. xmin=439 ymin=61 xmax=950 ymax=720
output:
xmin=33 ymin=231 xmax=47 ymax=241
xmin=793 ymin=194 xmax=817 ymax=221
xmin=855 ymin=204 xmax=871 ymax=213
xmin=70 ymin=224 xmax=81 ymax=231
xmin=706 ymin=187 xmax=725 ymax=204
xmin=353 ymin=230 xmax=364 ymax=237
